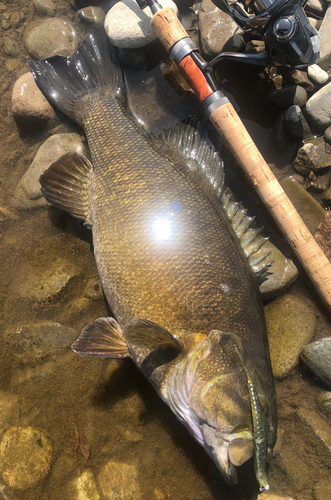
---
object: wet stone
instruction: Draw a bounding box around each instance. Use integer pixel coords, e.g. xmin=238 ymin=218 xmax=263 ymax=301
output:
xmin=324 ymin=125 xmax=331 ymax=146
xmin=117 ymin=47 xmax=148 ymax=69
xmin=286 ymin=68 xmax=315 ymax=92
xmin=258 ymin=240 xmax=298 ymax=300
xmin=0 ymin=427 xmax=52 ymax=489
xmin=301 ymin=338 xmax=331 ymax=387
xmin=19 ymin=271 xmax=77 ymax=304
xmin=0 ymin=392 xmax=20 ymax=434
xmin=265 ymin=292 xmax=316 ymax=378
xmin=4 ymin=323 xmax=78 ymax=367
xmin=281 ymin=177 xmax=326 ymax=234
xmin=98 ymin=461 xmax=141 ymax=500
xmin=304 ymin=171 xmax=330 ymax=193
xmin=318 ymin=3 xmax=331 ymax=71
xmin=283 ymin=105 xmax=312 ymax=142
xmin=11 ymin=72 xmax=55 ymax=130
xmin=293 ymin=137 xmax=331 ymax=174
xmin=2 ymin=36 xmax=19 ymax=57
xmin=67 ymin=470 xmax=100 ymax=500
xmin=199 ymin=0 xmax=244 ymax=60
xmin=76 ymin=6 xmax=105 ymax=26
xmin=314 ymin=211 xmax=331 ymax=261
xmin=25 ymin=18 xmax=77 ymax=59
xmin=308 ymin=64 xmax=329 ymax=85
xmin=313 ymin=479 xmax=331 ymax=500
xmin=306 ymin=81 xmax=331 ymax=131
xmin=105 ymin=0 xmax=178 ymax=49
xmin=296 ymin=407 xmax=331 ymax=455
xmin=12 ymin=133 xmax=87 ymax=209
xmin=33 ymin=0 xmax=56 ymax=16
xmin=316 ymin=391 xmax=331 ymax=415
xmin=267 ymin=85 xmax=307 ymax=111
xmin=84 ymin=277 xmax=104 ymax=301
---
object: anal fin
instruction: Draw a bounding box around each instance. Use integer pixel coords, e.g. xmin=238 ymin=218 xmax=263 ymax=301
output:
xmin=71 ymin=317 xmax=129 ymax=358
xmin=40 ymin=151 xmax=93 ymax=227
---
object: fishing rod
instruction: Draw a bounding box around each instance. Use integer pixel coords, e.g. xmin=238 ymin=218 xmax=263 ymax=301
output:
xmin=134 ymin=0 xmax=331 ymax=314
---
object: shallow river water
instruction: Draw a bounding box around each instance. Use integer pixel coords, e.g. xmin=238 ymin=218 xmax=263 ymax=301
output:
xmin=1 ymin=1 xmax=331 ymax=499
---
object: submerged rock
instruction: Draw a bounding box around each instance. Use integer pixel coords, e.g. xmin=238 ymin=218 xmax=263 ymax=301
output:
xmin=12 ymin=133 xmax=87 ymax=209
xmin=67 ymin=470 xmax=100 ymax=500
xmin=25 ymin=18 xmax=77 ymax=59
xmin=265 ymin=292 xmax=316 ymax=378
xmin=19 ymin=270 xmax=77 ymax=304
xmin=314 ymin=210 xmax=331 ymax=262
xmin=104 ymin=0 xmax=178 ymax=49
xmin=32 ymin=0 xmax=56 ymax=16
xmin=267 ymin=85 xmax=307 ymax=111
xmin=76 ymin=6 xmax=105 ymax=26
xmin=98 ymin=460 xmax=141 ymax=500
xmin=301 ymin=338 xmax=331 ymax=386
xmin=199 ymin=0 xmax=244 ymax=60
xmin=11 ymin=72 xmax=55 ymax=130
xmin=306 ymin=82 xmax=331 ymax=131
xmin=0 ymin=427 xmax=52 ymax=489
xmin=283 ymin=105 xmax=312 ymax=142
xmin=280 ymin=177 xmax=325 ymax=234
xmin=293 ymin=137 xmax=331 ymax=174
xmin=316 ymin=390 xmax=331 ymax=415
xmin=0 ymin=392 xmax=20 ymax=434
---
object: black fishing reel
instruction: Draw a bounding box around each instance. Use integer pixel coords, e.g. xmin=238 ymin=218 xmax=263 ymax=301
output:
xmin=210 ymin=0 xmax=320 ymax=68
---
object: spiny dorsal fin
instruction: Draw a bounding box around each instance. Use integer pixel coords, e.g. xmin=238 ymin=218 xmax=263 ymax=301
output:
xmin=71 ymin=317 xmax=129 ymax=358
xmin=40 ymin=151 xmax=93 ymax=227
xmin=150 ymin=122 xmax=225 ymax=197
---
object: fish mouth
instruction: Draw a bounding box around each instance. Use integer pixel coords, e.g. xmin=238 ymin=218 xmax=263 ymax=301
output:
xmin=209 ymin=437 xmax=254 ymax=485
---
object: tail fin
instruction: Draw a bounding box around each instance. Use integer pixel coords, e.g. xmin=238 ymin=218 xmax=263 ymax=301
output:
xmin=28 ymin=27 xmax=122 ymax=125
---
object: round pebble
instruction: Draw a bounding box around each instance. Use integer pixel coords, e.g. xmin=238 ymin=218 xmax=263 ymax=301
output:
xmin=25 ymin=18 xmax=77 ymax=59
xmin=308 ymin=64 xmax=329 ymax=85
xmin=0 ymin=427 xmax=52 ymax=490
xmin=267 ymin=85 xmax=307 ymax=111
xmin=33 ymin=0 xmax=56 ymax=16
xmin=76 ymin=6 xmax=105 ymax=25
xmin=316 ymin=390 xmax=331 ymax=414
xmin=11 ymin=72 xmax=55 ymax=130
xmin=98 ymin=461 xmax=140 ymax=499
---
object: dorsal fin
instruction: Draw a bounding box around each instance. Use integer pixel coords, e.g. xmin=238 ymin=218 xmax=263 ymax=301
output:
xmin=40 ymin=151 xmax=93 ymax=227
xmin=150 ymin=122 xmax=225 ymax=197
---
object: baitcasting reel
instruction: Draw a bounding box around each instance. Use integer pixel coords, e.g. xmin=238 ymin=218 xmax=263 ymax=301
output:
xmin=210 ymin=0 xmax=320 ymax=68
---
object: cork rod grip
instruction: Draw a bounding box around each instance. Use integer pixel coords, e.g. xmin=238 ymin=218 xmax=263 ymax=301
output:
xmin=210 ymin=102 xmax=331 ymax=311
xmin=151 ymin=7 xmax=189 ymax=52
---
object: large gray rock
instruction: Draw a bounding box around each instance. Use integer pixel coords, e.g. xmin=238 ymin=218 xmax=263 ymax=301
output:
xmin=104 ymin=0 xmax=178 ymax=49
xmin=317 ymin=3 xmax=331 ymax=71
xmin=306 ymin=81 xmax=331 ymax=131
xmin=199 ymin=0 xmax=244 ymax=60
xmin=301 ymin=338 xmax=331 ymax=386
xmin=25 ymin=18 xmax=77 ymax=59
xmin=12 ymin=133 xmax=87 ymax=209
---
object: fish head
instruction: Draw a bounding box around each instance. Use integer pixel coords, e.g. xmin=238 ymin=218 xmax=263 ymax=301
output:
xmin=166 ymin=329 xmax=269 ymax=484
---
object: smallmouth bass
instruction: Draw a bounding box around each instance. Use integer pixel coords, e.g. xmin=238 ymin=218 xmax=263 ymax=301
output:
xmin=29 ymin=28 xmax=277 ymax=486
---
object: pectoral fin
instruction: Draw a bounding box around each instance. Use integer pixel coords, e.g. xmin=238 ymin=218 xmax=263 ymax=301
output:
xmin=71 ymin=317 xmax=129 ymax=358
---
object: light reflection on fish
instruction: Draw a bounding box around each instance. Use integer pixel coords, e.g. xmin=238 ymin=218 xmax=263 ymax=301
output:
xmin=28 ymin=28 xmax=277 ymax=486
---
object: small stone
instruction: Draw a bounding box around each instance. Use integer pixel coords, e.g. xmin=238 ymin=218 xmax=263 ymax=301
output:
xmin=33 ymin=0 xmax=56 ymax=16
xmin=2 ymin=36 xmax=19 ymax=57
xmin=306 ymin=81 xmax=331 ymax=131
xmin=105 ymin=0 xmax=178 ymax=49
xmin=316 ymin=390 xmax=331 ymax=415
xmin=12 ymin=133 xmax=87 ymax=208
xmin=286 ymin=68 xmax=315 ymax=92
xmin=68 ymin=470 xmax=100 ymax=500
xmin=293 ymin=138 xmax=331 ymax=174
xmin=317 ymin=3 xmax=331 ymax=71
xmin=19 ymin=271 xmax=76 ymax=304
xmin=257 ymin=240 xmax=298 ymax=300
xmin=76 ymin=6 xmax=105 ymax=26
xmin=0 ymin=427 xmax=52 ymax=490
xmin=98 ymin=461 xmax=141 ymax=499
xmin=265 ymin=292 xmax=316 ymax=378
xmin=304 ymin=171 xmax=330 ymax=193
xmin=117 ymin=47 xmax=148 ymax=69
xmin=0 ymin=392 xmax=20 ymax=434
xmin=307 ymin=64 xmax=329 ymax=85
xmin=313 ymin=479 xmax=331 ymax=500
xmin=10 ymin=10 xmax=23 ymax=27
xmin=25 ymin=18 xmax=77 ymax=59
xmin=245 ymin=40 xmax=265 ymax=54
xmin=281 ymin=177 xmax=326 ymax=234
xmin=84 ymin=277 xmax=104 ymax=301
xmin=267 ymin=85 xmax=307 ymax=111
xmin=199 ymin=0 xmax=244 ymax=60
xmin=325 ymin=125 xmax=331 ymax=145
xmin=283 ymin=105 xmax=312 ymax=142
xmin=301 ymin=338 xmax=331 ymax=386
xmin=11 ymin=72 xmax=55 ymax=130
xmin=314 ymin=210 xmax=331 ymax=261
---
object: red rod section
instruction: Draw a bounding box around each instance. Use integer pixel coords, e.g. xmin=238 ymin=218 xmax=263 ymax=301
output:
xmin=178 ymin=55 xmax=214 ymax=103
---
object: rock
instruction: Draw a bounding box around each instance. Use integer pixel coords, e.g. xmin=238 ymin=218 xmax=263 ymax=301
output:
xmin=3 ymin=36 xmax=19 ymax=57
xmin=98 ymin=461 xmax=141 ymax=499
xmin=257 ymin=240 xmax=298 ymax=300
xmin=0 ymin=427 xmax=52 ymax=489
xmin=307 ymin=16 xmax=322 ymax=29
xmin=322 ymin=185 xmax=331 ymax=206
xmin=11 ymin=72 xmax=55 ymax=130
xmin=304 ymin=171 xmax=330 ymax=193
xmin=76 ymin=6 xmax=105 ymax=26
xmin=1 ymin=11 xmax=10 ymax=30
xmin=265 ymin=292 xmax=316 ymax=378
xmin=256 ymin=494 xmax=293 ymax=500
xmin=313 ymin=479 xmax=331 ymax=500
xmin=285 ymin=68 xmax=315 ymax=92
xmin=293 ymin=137 xmax=331 ymax=174
xmin=33 ymin=0 xmax=56 ymax=16
xmin=84 ymin=277 xmax=104 ymax=301
xmin=297 ymin=407 xmax=331 ymax=456
xmin=117 ymin=47 xmax=148 ymax=69
xmin=317 ymin=3 xmax=331 ymax=71
xmin=305 ymin=0 xmax=326 ymax=17
xmin=4 ymin=323 xmax=78 ymax=366
xmin=19 ymin=271 xmax=77 ymax=304
xmin=314 ymin=210 xmax=331 ymax=261
xmin=325 ymin=125 xmax=331 ymax=145
xmin=0 ymin=392 xmax=20 ymax=434
xmin=267 ymin=85 xmax=307 ymax=111
xmin=12 ymin=133 xmax=87 ymax=209
xmin=307 ymin=64 xmax=329 ymax=85
xmin=283 ymin=105 xmax=312 ymax=142
xmin=281 ymin=177 xmax=326 ymax=234
xmin=306 ymin=82 xmax=331 ymax=131
xmin=67 ymin=470 xmax=100 ymax=500
xmin=104 ymin=0 xmax=178 ymax=49
xmin=25 ymin=18 xmax=77 ymax=59
xmin=301 ymin=338 xmax=331 ymax=386
xmin=316 ymin=390 xmax=331 ymax=415
xmin=199 ymin=0 xmax=244 ymax=60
